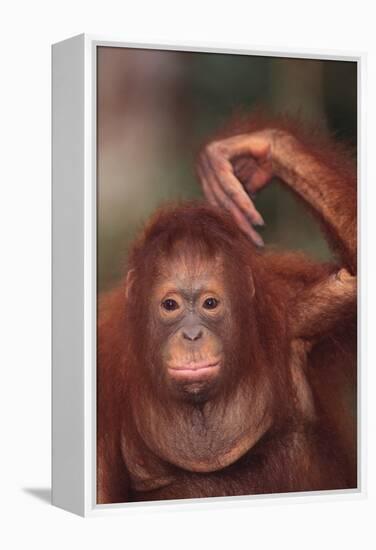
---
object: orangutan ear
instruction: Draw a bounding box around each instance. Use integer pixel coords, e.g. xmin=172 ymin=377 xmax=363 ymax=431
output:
xmin=290 ymin=340 xmax=315 ymax=421
xmin=249 ymin=270 xmax=255 ymax=299
xmin=125 ymin=269 xmax=135 ymax=300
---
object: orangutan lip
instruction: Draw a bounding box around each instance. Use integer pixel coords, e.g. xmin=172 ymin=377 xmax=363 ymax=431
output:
xmin=168 ymin=360 xmax=220 ymax=372
xmin=168 ymin=360 xmax=221 ymax=380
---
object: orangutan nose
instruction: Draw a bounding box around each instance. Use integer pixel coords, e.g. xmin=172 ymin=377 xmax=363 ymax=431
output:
xmin=182 ymin=326 xmax=203 ymax=341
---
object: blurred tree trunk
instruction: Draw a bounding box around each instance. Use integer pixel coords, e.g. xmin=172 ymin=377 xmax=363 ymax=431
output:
xmin=97 ymin=48 xmax=184 ymax=289
xmin=269 ymin=58 xmax=328 ymax=131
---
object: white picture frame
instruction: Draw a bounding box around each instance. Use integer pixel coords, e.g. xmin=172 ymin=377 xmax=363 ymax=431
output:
xmin=52 ymin=34 xmax=365 ymax=517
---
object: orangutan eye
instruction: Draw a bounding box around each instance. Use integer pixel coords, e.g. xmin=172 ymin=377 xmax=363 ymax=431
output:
xmin=203 ymin=297 xmax=219 ymax=310
xmin=162 ymin=298 xmax=179 ymax=311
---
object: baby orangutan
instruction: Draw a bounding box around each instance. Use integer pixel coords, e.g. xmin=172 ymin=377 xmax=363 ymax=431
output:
xmin=97 ymin=114 xmax=356 ymax=503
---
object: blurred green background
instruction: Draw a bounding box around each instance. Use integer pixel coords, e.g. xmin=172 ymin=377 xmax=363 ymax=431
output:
xmin=97 ymin=48 xmax=357 ymax=292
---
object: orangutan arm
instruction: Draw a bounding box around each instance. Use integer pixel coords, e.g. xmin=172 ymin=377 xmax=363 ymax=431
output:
xmin=197 ymin=118 xmax=357 ymax=274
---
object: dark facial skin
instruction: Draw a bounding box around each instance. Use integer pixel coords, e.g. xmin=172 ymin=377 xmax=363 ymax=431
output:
xmin=152 ymin=254 xmax=231 ymax=400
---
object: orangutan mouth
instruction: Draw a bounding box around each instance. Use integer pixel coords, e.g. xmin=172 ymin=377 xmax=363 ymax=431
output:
xmin=167 ymin=360 xmax=221 ymax=381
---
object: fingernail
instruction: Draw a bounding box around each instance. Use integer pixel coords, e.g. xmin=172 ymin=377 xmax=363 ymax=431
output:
xmin=246 ymin=212 xmax=264 ymax=227
xmin=253 ymin=234 xmax=265 ymax=247
xmin=254 ymin=213 xmax=265 ymax=226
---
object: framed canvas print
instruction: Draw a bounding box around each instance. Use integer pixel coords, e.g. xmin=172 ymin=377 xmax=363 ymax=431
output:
xmin=52 ymin=34 xmax=364 ymax=517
